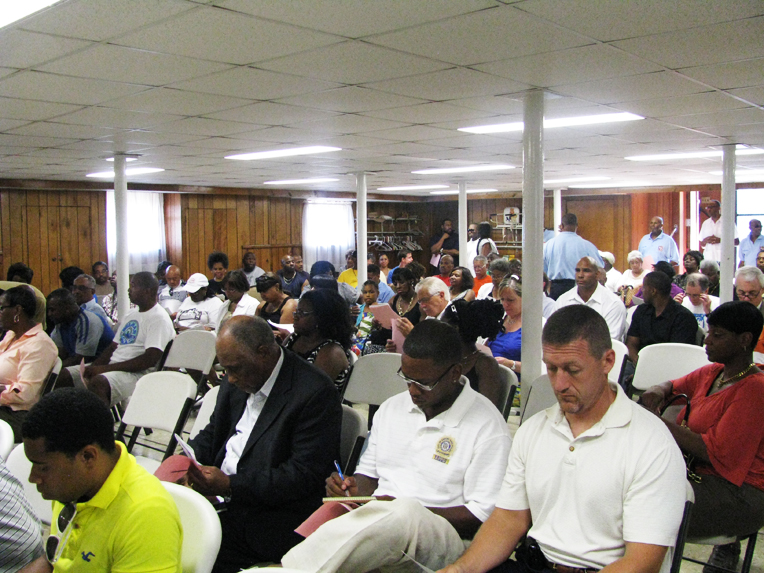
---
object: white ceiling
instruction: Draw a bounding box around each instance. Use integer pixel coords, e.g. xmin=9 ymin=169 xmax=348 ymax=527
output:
xmin=1 ymin=0 xmax=764 ymax=196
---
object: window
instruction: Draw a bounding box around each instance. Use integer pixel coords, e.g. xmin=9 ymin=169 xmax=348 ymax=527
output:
xmin=106 ymin=191 xmax=167 ymax=274
xmin=737 ymin=188 xmax=764 ymax=238
xmin=302 ymin=201 xmax=355 ymax=271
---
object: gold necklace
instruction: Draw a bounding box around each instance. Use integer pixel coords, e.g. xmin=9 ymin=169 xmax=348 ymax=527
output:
xmin=396 ymin=292 xmax=417 ymax=316
xmin=716 ymin=363 xmax=756 ymax=389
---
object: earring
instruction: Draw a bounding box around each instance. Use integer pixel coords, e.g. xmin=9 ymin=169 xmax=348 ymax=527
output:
xmin=13 ymin=314 xmax=19 ymax=324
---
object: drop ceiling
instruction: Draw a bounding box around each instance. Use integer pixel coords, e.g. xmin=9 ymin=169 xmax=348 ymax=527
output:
xmin=1 ymin=0 xmax=764 ymax=196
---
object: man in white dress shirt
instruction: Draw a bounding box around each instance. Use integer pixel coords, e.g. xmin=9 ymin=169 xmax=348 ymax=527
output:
xmin=699 ymin=200 xmax=737 ymax=264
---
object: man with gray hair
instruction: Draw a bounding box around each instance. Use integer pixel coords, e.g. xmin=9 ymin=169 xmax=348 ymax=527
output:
xmin=417 ymin=276 xmax=451 ymax=319
xmin=543 ymin=213 xmax=604 ymax=299
xmin=554 ymin=257 xmax=626 ymax=340
xmin=700 ymin=259 xmax=721 ymax=297
xmin=477 ymin=258 xmax=512 ymax=300
xmin=72 ymin=273 xmax=113 ymax=326
xmin=734 ymin=266 xmax=764 ymax=362
xmin=674 ymin=273 xmax=719 ymax=334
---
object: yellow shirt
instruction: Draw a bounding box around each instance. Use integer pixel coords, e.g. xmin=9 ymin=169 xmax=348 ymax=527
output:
xmin=51 ymin=442 xmax=182 ymax=573
xmin=337 ymin=269 xmax=358 ymax=288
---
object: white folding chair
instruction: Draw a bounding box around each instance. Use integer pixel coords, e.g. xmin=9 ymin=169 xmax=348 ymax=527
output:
xmin=609 ymin=340 xmax=629 ymax=386
xmin=0 ymin=420 xmax=14 ymax=460
xmin=158 ymin=331 xmax=217 ymax=391
xmin=340 ymin=405 xmax=367 ymax=476
xmin=40 ymin=356 xmax=63 ymax=397
xmin=115 ymin=372 xmax=198 ymax=470
xmin=630 ymin=343 xmax=711 ymax=395
xmin=520 ymin=374 xmax=557 ymax=425
xmin=342 ymin=353 xmax=407 ymax=419
xmin=6 ymin=444 xmax=51 ymax=525
xmin=496 ymin=365 xmax=518 ymax=421
xmin=162 ymin=481 xmax=222 ymax=573
xmin=189 ymin=385 xmax=220 ymax=440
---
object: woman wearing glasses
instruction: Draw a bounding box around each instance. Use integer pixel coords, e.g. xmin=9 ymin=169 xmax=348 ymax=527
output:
xmin=283 ymin=289 xmax=353 ymax=394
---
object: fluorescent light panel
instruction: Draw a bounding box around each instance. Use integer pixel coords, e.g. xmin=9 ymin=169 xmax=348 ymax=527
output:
xmin=377 ymin=185 xmax=450 ymax=191
xmin=626 ymin=146 xmax=764 ymax=161
xmin=226 ymin=146 xmax=341 ymax=161
xmin=430 ymin=189 xmax=499 ymax=195
xmin=412 ymin=164 xmax=515 ymax=175
xmin=263 ymin=178 xmax=338 ymax=185
xmin=86 ymin=167 xmax=165 ymax=178
xmin=459 ymin=112 xmax=643 ymax=134
xmin=0 ymin=0 xmax=60 ymax=30
xmin=105 ymin=157 xmax=137 ymax=162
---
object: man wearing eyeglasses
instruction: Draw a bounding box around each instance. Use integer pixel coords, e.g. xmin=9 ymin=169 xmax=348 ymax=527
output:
xmin=734 ymin=266 xmax=764 ymax=362
xmin=282 ymin=320 xmax=511 ymax=573
xmin=19 ymin=388 xmax=182 ymax=573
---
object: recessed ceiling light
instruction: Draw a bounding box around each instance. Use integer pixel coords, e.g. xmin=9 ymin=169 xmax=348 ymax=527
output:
xmin=544 ymin=176 xmax=611 ymax=184
xmin=377 ymin=185 xmax=450 ymax=191
xmin=412 ymin=164 xmax=515 ymax=175
xmin=459 ymin=112 xmax=643 ymax=134
xmin=105 ymin=157 xmax=138 ymax=162
xmin=430 ymin=188 xmax=499 ymax=195
xmin=0 ymin=0 xmax=60 ymax=30
xmin=263 ymin=178 xmax=339 ymax=185
xmin=226 ymin=146 xmax=341 ymax=161
xmin=86 ymin=167 xmax=165 ymax=178
xmin=626 ymin=146 xmax=764 ymax=161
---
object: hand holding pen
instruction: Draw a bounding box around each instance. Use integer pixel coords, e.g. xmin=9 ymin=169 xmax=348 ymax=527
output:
xmin=326 ymin=461 xmax=355 ymax=497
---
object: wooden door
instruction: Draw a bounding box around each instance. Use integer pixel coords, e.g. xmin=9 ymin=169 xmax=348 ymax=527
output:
xmin=564 ymin=196 xmax=631 ymax=273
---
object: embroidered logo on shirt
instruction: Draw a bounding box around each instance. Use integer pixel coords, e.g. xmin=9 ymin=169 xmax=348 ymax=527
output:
xmin=82 ymin=551 xmax=95 ymax=562
xmin=119 ymin=320 xmax=139 ymax=344
xmin=433 ymin=436 xmax=455 ymax=464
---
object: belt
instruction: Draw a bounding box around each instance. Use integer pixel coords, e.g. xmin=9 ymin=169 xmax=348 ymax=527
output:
xmin=550 ymin=564 xmax=599 ymax=573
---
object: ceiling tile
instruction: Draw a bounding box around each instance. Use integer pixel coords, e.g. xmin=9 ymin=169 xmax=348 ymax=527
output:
xmin=516 ymin=0 xmax=764 ymax=41
xmin=286 ymin=114 xmax=410 ymax=135
xmin=363 ymin=68 xmax=530 ymax=101
xmin=103 ymin=88 xmax=255 ymax=116
xmin=169 ymin=67 xmax=341 ymax=100
xmin=0 ymin=118 xmax=30 ymax=131
xmin=625 ymin=92 xmax=751 ymax=118
xmin=361 ymin=102 xmax=498 ymax=124
xmin=37 ymin=44 xmax=232 ymax=86
xmin=369 ymin=5 xmax=591 ymax=66
xmin=54 ymin=106 xmax=183 ymax=129
xmin=215 ymin=0 xmax=496 ymax=38
xmin=156 ymin=117 xmax=263 ymax=137
xmin=114 ymin=6 xmax=341 ymax=65
xmin=679 ymin=58 xmax=764 ymax=90
xmin=7 ymin=122 xmax=116 ymax=139
xmin=0 ymin=97 xmax=83 ymax=121
xmin=0 ymin=71 xmax=150 ymax=105
xmin=277 ymin=87 xmax=426 ymax=113
xmin=611 ymin=17 xmax=764 ymax=70
xmin=19 ymin=0 xmax=194 ymax=41
xmin=661 ymin=108 xmax=764 ymax=130
xmin=368 ymin=125 xmax=457 ymax=143
xmin=0 ymin=30 xmax=92 ymax=69
xmin=202 ymin=102 xmax=341 ymax=125
xmin=0 ymin=134 xmax=79 ymax=148
xmin=727 ymin=87 xmax=764 ymax=107
xmin=554 ymin=71 xmax=709 ymax=104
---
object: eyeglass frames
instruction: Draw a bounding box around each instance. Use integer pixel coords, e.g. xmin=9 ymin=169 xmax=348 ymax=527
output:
xmin=46 ymin=502 xmax=77 ymax=564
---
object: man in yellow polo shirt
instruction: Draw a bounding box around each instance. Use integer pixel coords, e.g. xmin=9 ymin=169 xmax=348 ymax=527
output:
xmin=18 ymin=389 xmax=182 ymax=573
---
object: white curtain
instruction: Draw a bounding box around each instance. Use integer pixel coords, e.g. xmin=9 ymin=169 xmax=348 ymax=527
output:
xmin=107 ymin=191 xmax=167 ymax=274
xmin=302 ymin=201 xmax=355 ymax=271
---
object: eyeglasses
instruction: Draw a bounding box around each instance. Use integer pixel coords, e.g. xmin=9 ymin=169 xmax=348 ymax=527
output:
xmin=292 ymin=310 xmax=315 ymax=319
xmin=46 ymin=503 xmax=77 ymax=564
xmin=736 ymin=289 xmax=762 ymax=300
xmin=397 ymin=364 xmax=454 ymax=392
xmin=0 ymin=305 xmax=14 ymax=311
xmin=467 ymin=229 xmax=476 ymax=233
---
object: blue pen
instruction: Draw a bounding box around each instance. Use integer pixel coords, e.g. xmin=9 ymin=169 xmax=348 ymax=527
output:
xmin=334 ymin=460 xmax=350 ymax=497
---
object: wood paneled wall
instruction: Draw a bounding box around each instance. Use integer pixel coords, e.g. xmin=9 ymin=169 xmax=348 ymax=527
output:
xmin=563 ymin=195 xmax=631 ymax=272
xmin=178 ymin=194 xmax=303 ymax=276
xmin=0 ymin=190 xmax=107 ymax=294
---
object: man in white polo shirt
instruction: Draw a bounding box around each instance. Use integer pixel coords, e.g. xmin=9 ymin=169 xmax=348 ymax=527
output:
xmin=439 ymin=305 xmax=686 ymax=573
xmin=282 ymin=320 xmax=511 ymax=573
xmin=554 ymin=257 xmax=626 ymax=341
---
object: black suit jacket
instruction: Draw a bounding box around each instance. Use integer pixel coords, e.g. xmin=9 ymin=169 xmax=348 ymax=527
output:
xmin=189 ymin=349 xmax=341 ymax=559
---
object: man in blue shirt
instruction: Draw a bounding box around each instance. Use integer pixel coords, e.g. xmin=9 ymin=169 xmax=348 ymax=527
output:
xmin=638 ymin=216 xmax=679 ymax=267
xmin=47 ymin=288 xmax=115 ymax=367
xmin=367 ymin=264 xmax=394 ymax=303
xmin=542 ymin=213 xmax=603 ymax=300
xmin=739 ymin=219 xmax=764 ymax=268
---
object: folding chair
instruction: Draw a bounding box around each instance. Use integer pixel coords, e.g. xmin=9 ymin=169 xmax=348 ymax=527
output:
xmin=162 ymin=482 xmax=222 ymax=573
xmin=6 ymin=444 xmax=51 ymax=525
xmin=609 ymin=340 xmax=628 ymax=387
xmin=520 ymin=374 xmax=557 ymax=425
xmin=40 ymin=357 xmax=63 ymax=397
xmin=115 ymin=372 xmax=197 ymax=472
xmin=668 ymin=481 xmax=694 ymax=573
xmin=0 ymin=420 xmax=14 ymax=460
xmin=496 ymin=365 xmax=518 ymax=421
xmin=188 ymin=385 xmax=220 ymax=440
xmin=157 ymin=331 xmax=217 ymax=394
xmin=341 ymin=353 xmax=407 ymax=428
xmin=630 ymin=343 xmax=711 ymax=397
xmin=340 ymin=405 xmax=367 ymax=476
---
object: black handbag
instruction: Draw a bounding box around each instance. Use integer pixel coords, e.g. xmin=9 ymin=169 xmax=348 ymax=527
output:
xmin=660 ymin=394 xmax=702 ymax=483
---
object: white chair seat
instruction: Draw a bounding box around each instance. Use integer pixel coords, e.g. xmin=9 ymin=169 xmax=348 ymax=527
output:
xmin=342 ymin=353 xmax=407 ymax=406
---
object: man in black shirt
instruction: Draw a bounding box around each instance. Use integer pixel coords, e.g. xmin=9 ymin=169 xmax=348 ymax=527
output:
xmin=430 ymin=218 xmax=460 ymax=269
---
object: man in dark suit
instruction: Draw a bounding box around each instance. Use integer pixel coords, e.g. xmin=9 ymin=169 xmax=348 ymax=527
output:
xmin=186 ymin=316 xmax=342 ymax=573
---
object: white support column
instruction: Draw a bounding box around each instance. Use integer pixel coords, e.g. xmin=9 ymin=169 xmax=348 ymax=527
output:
xmin=458 ymin=181 xmax=468 ymax=263
xmin=113 ymin=154 xmax=130 ymax=321
xmin=720 ymin=145 xmax=736 ymax=302
xmin=553 ymin=188 xmax=562 ymax=236
xmin=522 ymin=90 xmax=544 ymax=387
xmin=356 ymin=172 xmax=368 ymax=287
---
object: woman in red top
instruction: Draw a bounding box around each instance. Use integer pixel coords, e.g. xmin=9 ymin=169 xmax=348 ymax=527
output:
xmin=640 ymin=301 xmax=764 ymax=569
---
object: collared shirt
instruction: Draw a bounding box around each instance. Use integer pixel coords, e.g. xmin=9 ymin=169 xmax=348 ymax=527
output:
xmin=626 ymin=298 xmax=698 ymax=350
xmin=739 ymin=234 xmax=764 ymax=267
xmin=0 ymin=462 xmax=43 ymax=569
xmin=81 ymin=298 xmax=112 ymax=327
xmin=0 ymin=324 xmax=57 ymax=411
xmin=605 ymin=267 xmax=622 ymax=292
xmin=355 ymin=381 xmax=511 ymax=522
xmin=638 ymin=231 xmax=679 ymax=264
xmin=222 ymin=348 xmax=284 ymax=475
xmin=51 ymin=309 xmax=114 ymax=359
xmin=542 ymin=232 xmax=604 ymax=280
xmin=158 ymin=283 xmax=187 ymax=314
xmin=699 ymin=217 xmax=736 ymax=262
xmin=554 ymin=283 xmax=626 ymax=341
xmin=377 ymin=280 xmax=395 ymax=304
xmin=497 ymin=383 xmax=686 ymax=572
xmin=51 ymin=442 xmax=181 ymax=573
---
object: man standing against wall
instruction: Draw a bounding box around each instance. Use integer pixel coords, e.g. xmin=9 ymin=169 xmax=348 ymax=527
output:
xmin=638 ymin=216 xmax=679 ymax=267
xmin=700 ymin=200 xmax=738 ymax=264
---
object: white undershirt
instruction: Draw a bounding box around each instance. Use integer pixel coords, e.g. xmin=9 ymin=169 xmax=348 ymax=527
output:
xmin=221 ymin=349 xmax=284 ymax=475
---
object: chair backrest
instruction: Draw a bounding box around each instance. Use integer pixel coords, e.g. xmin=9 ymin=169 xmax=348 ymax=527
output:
xmin=41 ymin=357 xmax=63 ymax=397
xmin=520 ymin=374 xmax=557 ymax=425
xmin=159 ymin=330 xmax=217 ymax=377
xmin=631 ymin=343 xmax=711 ymax=392
xmin=342 ymin=353 xmax=407 ymax=405
xmin=669 ymin=481 xmax=696 ymax=573
xmin=6 ymin=444 xmax=51 ymax=525
xmin=340 ymin=405 xmax=367 ymax=475
xmin=496 ymin=365 xmax=518 ymax=421
xmin=189 ymin=385 xmax=221 ymax=440
xmin=609 ymin=340 xmax=628 ymax=384
xmin=162 ymin=481 xmax=222 ymax=573
xmin=0 ymin=419 xmax=14 ymax=460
